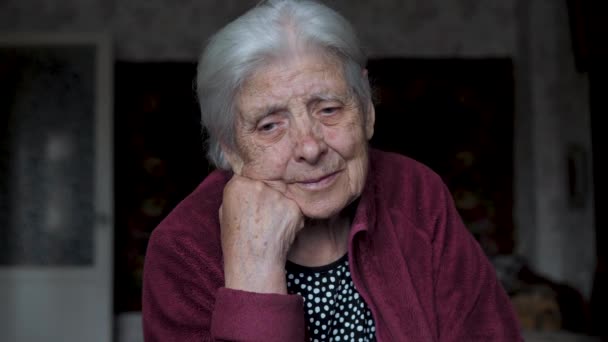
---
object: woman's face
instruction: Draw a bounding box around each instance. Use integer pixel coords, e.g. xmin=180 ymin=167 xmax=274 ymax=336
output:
xmin=224 ymin=53 xmax=375 ymax=219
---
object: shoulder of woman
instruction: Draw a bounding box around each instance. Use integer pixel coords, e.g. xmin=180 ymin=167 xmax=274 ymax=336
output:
xmin=370 ymin=148 xmax=446 ymax=200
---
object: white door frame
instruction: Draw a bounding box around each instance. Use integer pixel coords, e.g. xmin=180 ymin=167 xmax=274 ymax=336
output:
xmin=0 ymin=33 xmax=113 ymax=342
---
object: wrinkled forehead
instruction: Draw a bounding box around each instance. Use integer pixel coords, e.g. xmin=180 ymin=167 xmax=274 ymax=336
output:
xmin=236 ymin=54 xmax=352 ymax=117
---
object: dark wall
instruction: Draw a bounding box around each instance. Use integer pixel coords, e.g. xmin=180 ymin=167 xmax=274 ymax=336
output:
xmin=585 ymin=0 xmax=608 ymax=337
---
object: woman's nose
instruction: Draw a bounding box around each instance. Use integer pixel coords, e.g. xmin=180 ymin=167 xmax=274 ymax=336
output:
xmin=293 ymin=122 xmax=327 ymax=164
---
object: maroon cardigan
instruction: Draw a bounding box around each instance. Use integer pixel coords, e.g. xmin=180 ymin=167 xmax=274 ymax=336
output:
xmin=142 ymin=149 xmax=523 ymax=341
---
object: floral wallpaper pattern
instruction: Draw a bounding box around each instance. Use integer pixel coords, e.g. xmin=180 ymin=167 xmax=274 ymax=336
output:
xmin=0 ymin=0 xmax=516 ymax=60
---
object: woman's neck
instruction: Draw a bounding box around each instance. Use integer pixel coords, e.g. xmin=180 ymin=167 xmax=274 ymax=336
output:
xmin=286 ymin=214 xmax=351 ymax=267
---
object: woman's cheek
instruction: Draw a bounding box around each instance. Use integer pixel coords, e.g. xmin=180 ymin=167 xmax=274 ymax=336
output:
xmin=242 ymin=148 xmax=290 ymax=180
xmin=325 ymin=127 xmax=363 ymax=156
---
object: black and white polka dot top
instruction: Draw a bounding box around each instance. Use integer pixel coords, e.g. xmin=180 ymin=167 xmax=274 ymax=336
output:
xmin=285 ymin=254 xmax=376 ymax=342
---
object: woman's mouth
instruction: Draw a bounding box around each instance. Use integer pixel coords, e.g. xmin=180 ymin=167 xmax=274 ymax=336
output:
xmin=296 ymin=171 xmax=340 ymax=190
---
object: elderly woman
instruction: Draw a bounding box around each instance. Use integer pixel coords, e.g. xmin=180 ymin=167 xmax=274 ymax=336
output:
xmin=142 ymin=0 xmax=522 ymax=341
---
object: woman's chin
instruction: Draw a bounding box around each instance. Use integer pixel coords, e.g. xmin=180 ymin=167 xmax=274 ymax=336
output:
xmin=300 ymin=206 xmax=343 ymax=220
xmin=297 ymin=200 xmax=348 ymax=220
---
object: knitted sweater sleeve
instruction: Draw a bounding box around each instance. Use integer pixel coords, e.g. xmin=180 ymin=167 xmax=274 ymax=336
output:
xmin=432 ymin=180 xmax=523 ymax=341
xmin=142 ymin=205 xmax=306 ymax=341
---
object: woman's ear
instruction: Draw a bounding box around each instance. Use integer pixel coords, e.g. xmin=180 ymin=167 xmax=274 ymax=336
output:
xmin=362 ymin=69 xmax=375 ymax=140
xmin=365 ymin=102 xmax=375 ymax=140
xmin=220 ymin=143 xmax=244 ymax=175
xmin=365 ymin=104 xmax=375 ymax=140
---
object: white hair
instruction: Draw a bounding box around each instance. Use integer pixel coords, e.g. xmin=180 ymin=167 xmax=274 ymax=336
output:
xmin=196 ymin=0 xmax=371 ymax=170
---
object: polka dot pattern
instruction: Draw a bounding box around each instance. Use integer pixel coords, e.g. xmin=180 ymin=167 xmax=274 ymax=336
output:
xmin=286 ymin=254 xmax=376 ymax=342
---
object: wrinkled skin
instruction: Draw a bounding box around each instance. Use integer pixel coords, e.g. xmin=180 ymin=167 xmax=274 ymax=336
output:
xmin=220 ymin=52 xmax=374 ymax=293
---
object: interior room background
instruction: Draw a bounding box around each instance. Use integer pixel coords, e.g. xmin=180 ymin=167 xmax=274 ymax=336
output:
xmin=1 ymin=0 xmax=604 ymax=341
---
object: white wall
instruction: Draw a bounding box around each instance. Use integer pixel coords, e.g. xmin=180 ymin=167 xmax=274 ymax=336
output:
xmin=514 ymin=0 xmax=595 ymax=299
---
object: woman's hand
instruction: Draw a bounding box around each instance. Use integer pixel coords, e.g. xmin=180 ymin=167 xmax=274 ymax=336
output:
xmin=219 ymin=174 xmax=304 ymax=294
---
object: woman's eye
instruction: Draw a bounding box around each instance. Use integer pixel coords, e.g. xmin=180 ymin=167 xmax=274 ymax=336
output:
xmin=320 ymin=107 xmax=340 ymax=115
xmin=258 ymin=122 xmax=278 ymax=132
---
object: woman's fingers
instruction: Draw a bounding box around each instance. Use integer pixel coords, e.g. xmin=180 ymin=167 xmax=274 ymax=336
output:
xmin=219 ymin=175 xmax=303 ymax=293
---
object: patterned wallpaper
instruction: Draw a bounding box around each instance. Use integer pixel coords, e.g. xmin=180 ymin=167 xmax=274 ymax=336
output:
xmin=0 ymin=0 xmax=516 ymax=60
